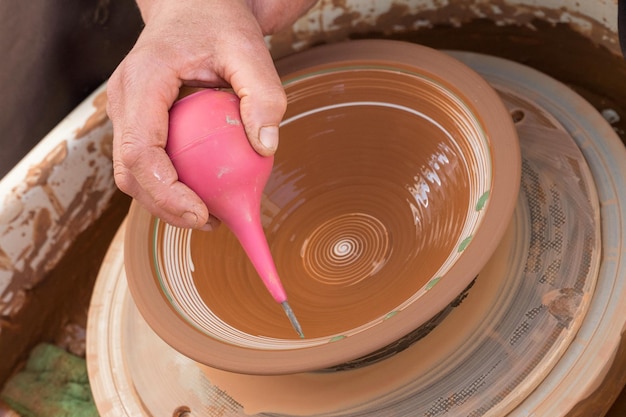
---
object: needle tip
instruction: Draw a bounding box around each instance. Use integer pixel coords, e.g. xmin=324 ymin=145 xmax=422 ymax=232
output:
xmin=281 ymin=301 xmax=304 ymax=338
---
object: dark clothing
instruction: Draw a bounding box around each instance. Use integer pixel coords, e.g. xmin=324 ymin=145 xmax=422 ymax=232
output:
xmin=0 ymin=0 xmax=142 ymax=177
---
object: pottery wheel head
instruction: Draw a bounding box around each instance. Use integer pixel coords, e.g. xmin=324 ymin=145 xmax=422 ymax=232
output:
xmin=124 ymin=40 xmax=520 ymax=375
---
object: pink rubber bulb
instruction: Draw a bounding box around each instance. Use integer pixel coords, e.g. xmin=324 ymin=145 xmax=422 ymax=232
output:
xmin=165 ymin=89 xmax=303 ymax=338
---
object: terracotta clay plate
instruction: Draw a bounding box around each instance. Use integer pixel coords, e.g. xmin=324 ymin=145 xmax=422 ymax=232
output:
xmin=124 ymin=40 xmax=520 ymax=374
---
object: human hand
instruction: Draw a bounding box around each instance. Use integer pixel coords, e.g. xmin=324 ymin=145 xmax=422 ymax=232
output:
xmin=106 ymin=0 xmax=317 ymax=230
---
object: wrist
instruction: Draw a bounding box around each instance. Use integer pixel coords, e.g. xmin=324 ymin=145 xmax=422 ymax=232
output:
xmin=135 ymin=0 xmax=159 ymax=22
xmin=246 ymin=0 xmax=318 ymax=35
xmin=136 ymin=0 xmax=238 ymax=23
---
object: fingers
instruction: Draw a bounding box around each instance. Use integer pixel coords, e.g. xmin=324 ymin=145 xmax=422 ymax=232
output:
xmin=106 ymin=0 xmax=298 ymax=229
xmin=237 ymin=82 xmax=287 ymax=157
xmin=107 ymin=44 xmax=209 ymax=229
xmin=113 ymin=132 xmax=209 ymax=228
xmin=225 ymin=31 xmax=287 ymax=157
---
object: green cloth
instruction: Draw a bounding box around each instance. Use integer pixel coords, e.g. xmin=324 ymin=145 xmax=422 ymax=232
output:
xmin=1 ymin=343 xmax=98 ymax=417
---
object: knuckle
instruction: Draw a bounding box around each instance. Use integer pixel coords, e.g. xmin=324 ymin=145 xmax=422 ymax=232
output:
xmin=150 ymin=189 xmax=180 ymax=215
xmin=116 ymin=133 xmax=145 ymax=167
xmin=112 ymin=163 xmax=133 ymax=195
xmin=266 ymin=85 xmax=287 ymax=108
xmin=240 ymin=84 xmax=287 ymax=118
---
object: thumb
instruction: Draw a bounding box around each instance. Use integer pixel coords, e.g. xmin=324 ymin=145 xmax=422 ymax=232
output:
xmin=229 ymin=47 xmax=287 ymax=157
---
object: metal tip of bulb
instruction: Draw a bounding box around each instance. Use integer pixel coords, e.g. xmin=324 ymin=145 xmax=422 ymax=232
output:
xmin=281 ymin=301 xmax=304 ymax=339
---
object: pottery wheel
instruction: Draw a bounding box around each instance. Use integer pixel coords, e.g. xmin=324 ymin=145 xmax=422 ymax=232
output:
xmin=87 ymin=49 xmax=626 ymax=416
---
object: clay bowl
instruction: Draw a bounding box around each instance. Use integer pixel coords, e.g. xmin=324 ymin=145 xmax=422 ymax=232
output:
xmin=124 ymin=39 xmax=520 ymax=375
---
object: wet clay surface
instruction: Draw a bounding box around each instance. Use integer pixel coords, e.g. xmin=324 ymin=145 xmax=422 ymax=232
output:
xmin=350 ymin=18 xmax=626 ymax=146
xmin=0 ymin=86 xmax=117 ymax=387
xmin=4 ymin=12 xmax=626 ymax=415
xmin=193 ymin=74 xmax=475 ymax=339
xmin=197 ymin=52 xmax=602 ymax=415
xmin=569 ymin=333 xmax=626 ymax=417
xmin=125 ymin=40 xmax=520 ymax=375
xmin=378 ymin=19 xmax=626 ymax=414
xmin=194 ymin=20 xmax=626 ymax=413
xmin=0 ymin=190 xmax=131 ymax=387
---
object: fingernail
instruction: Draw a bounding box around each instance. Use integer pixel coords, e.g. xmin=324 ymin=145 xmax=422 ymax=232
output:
xmin=199 ymin=216 xmax=221 ymax=232
xmin=259 ymin=126 xmax=279 ymax=152
xmin=182 ymin=211 xmax=198 ymax=228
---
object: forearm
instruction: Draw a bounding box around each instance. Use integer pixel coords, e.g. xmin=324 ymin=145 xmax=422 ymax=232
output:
xmin=246 ymin=0 xmax=319 ymax=35
xmin=134 ymin=0 xmax=158 ymax=22
xmin=135 ymin=0 xmax=318 ymax=35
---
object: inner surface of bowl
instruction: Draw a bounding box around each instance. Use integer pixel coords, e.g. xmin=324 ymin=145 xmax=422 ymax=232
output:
xmin=125 ymin=40 xmax=520 ymax=374
xmin=186 ymin=69 xmax=486 ymax=340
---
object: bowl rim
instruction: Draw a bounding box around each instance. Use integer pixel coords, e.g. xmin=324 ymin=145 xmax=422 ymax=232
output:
xmin=125 ymin=39 xmax=521 ymax=375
